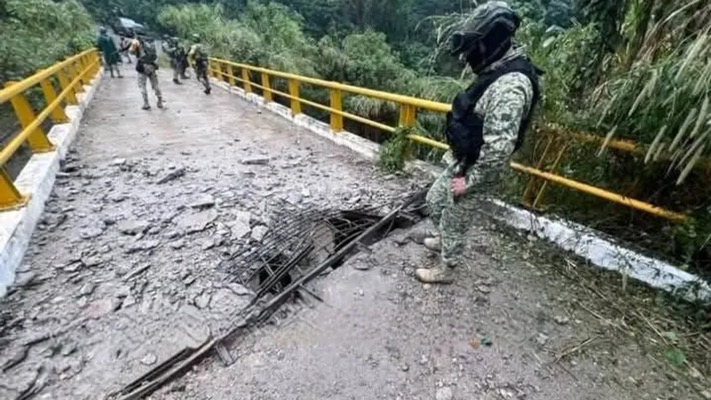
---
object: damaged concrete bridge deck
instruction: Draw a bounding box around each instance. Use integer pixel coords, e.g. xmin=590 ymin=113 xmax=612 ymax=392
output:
xmin=0 ymin=71 xmax=706 ymax=400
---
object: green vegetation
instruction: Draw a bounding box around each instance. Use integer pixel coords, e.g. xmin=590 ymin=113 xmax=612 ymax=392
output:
xmin=0 ymin=0 xmax=95 ymax=82
xmin=378 ymin=127 xmax=415 ymax=173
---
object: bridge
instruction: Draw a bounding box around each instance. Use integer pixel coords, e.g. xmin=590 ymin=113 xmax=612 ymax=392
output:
xmin=0 ymin=50 xmax=706 ymax=399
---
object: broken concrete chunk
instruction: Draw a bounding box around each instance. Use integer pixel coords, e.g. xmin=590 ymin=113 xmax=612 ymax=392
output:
xmin=79 ymin=282 xmax=96 ymax=297
xmin=241 ymin=156 xmax=270 ymax=165
xmin=175 ymin=209 xmax=218 ymax=234
xmin=170 ymin=239 xmax=186 ymax=250
xmin=140 ymin=353 xmax=157 ymax=366
xmin=125 ymin=239 xmax=160 ymax=254
xmin=251 ymin=226 xmax=269 ymax=242
xmin=80 ymin=227 xmax=105 ymax=240
xmin=14 ymin=272 xmax=38 ymax=288
xmin=235 ymin=211 xmax=252 ymax=225
xmin=156 ymin=168 xmax=186 ymax=184
xmin=229 ymin=221 xmax=251 ymax=239
xmin=195 ymin=292 xmax=212 ymax=309
xmin=189 ymin=194 xmax=215 ymax=209
xmin=117 ymin=220 xmax=150 ymax=235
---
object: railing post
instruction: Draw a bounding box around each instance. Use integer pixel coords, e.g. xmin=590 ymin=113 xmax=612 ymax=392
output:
xmin=39 ymin=76 xmax=68 ymax=123
xmin=289 ymin=79 xmax=301 ymax=115
xmin=242 ymin=68 xmax=252 ymax=93
xmin=208 ymin=60 xmax=215 ymax=78
xmin=5 ymin=82 xmax=54 ymax=153
xmin=76 ymin=57 xmax=88 ymax=86
xmin=0 ymin=167 xmax=27 ymax=211
xmin=330 ymin=88 xmax=343 ymax=132
xmin=261 ymin=72 xmax=272 ymax=102
xmin=69 ymin=59 xmax=84 ymax=94
xmin=214 ymin=61 xmax=223 ymax=82
xmin=521 ymin=133 xmax=568 ymax=210
xmin=57 ymin=68 xmax=78 ymax=105
xmin=398 ymin=104 xmax=417 ymax=127
xmin=89 ymin=51 xmax=99 ymax=76
xmin=227 ymin=65 xmax=236 ymax=87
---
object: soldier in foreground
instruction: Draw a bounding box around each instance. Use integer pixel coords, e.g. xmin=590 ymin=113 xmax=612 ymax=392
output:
xmin=416 ymin=1 xmax=541 ymax=284
xmin=129 ymin=36 xmax=165 ymax=110
xmin=188 ymin=34 xmax=212 ymax=95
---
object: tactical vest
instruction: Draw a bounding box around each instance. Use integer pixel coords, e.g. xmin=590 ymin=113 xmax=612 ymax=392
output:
xmin=446 ymin=57 xmax=541 ymax=173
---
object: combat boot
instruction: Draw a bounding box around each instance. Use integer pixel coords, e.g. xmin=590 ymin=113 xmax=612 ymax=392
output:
xmin=142 ymin=103 xmax=151 ymax=110
xmin=423 ymin=236 xmax=442 ymax=252
xmin=157 ymin=98 xmax=165 ymax=109
xmin=415 ymin=264 xmax=455 ymax=284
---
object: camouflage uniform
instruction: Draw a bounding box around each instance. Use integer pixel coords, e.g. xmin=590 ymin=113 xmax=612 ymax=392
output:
xmin=189 ymin=43 xmax=211 ymax=94
xmin=130 ymin=39 xmax=163 ymax=109
xmin=427 ymin=47 xmax=534 ymax=266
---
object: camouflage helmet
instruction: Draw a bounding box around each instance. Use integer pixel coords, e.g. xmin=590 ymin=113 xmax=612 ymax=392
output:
xmin=99 ymin=26 xmax=108 ymax=34
xmin=451 ymin=1 xmax=520 ymax=71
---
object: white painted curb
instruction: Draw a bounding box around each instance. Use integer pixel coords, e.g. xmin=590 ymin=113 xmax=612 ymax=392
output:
xmin=212 ymin=78 xmax=711 ymax=303
xmin=0 ymin=70 xmax=104 ymax=297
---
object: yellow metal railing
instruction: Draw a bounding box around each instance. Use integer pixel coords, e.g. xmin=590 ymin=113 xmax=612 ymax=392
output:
xmin=208 ymin=57 xmax=688 ymax=223
xmin=0 ymin=48 xmax=101 ymax=210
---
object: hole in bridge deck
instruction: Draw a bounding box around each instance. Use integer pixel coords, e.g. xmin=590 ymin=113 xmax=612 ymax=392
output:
xmin=229 ymin=204 xmax=425 ymax=301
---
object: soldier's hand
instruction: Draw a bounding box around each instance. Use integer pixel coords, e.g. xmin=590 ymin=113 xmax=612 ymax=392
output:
xmin=451 ymin=177 xmax=467 ymax=197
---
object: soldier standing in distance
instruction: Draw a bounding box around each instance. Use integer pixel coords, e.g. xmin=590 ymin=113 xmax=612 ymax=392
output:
xmin=416 ymin=1 xmax=542 ymax=284
xmin=96 ymin=27 xmax=122 ymax=78
xmin=188 ymin=34 xmax=212 ymax=95
xmin=129 ymin=36 xmax=165 ymax=110
xmin=162 ymin=36 xmax=183 ymax=85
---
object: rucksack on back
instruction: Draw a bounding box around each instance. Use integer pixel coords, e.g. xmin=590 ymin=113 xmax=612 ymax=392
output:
xmin=139 ymin=39 xmax=158 ymax=65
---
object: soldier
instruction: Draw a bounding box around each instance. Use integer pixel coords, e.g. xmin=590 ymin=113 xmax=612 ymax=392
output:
xmin=130 ymin=36 xmax=165 ymax=110
xmin=188 ymin=34 xmax=211 ymax=95
xmin=162 ymin=36 xmax=183 ymax=84
xmin=416 ymin=1 xmax=542 ymax=284
xmin=174 ymin=37 xmax=190 ymax=80
xmin=96 ymin=27 xmax=122 ymax=78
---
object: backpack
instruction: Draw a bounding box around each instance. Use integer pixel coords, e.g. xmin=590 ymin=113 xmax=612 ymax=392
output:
xmin=135 ymin=38 xmax=159 ymax=74
xmin=138 ymin=38 xmax=158 ymax=65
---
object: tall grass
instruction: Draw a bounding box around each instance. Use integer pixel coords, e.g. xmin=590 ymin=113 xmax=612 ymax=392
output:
xmin=593 ymin=3 xmax=711 ymax=184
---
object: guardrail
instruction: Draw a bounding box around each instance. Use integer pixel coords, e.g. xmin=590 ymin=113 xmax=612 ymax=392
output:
xmin=208 ymin=57 xmax=688 ymax=223
xmin=0 ymin=49 xmax=100 ymax=211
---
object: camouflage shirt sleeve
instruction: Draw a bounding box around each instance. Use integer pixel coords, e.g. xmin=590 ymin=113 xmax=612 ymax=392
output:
xmin=467 ymin=72 xmax=534 ymax=186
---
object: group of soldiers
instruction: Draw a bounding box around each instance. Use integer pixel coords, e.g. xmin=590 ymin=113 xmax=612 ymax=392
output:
xmin=162 ymin=34 xmax=212 ymax=96
xmin=96 ymin=27 xmax=212 ymax=111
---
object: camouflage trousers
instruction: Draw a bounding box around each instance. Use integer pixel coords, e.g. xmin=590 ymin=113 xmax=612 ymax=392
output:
xmin=195 ymin=63 xmax=211 ymax=92
xmin=426 ymin=155 xmax=505 ymax=266
xmin=138 ymin=71 xmax=162 ymax=105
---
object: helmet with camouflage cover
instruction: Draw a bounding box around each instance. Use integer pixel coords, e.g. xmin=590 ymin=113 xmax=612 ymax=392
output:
xmin=450 ymin=1 xmax=521 ymax=73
